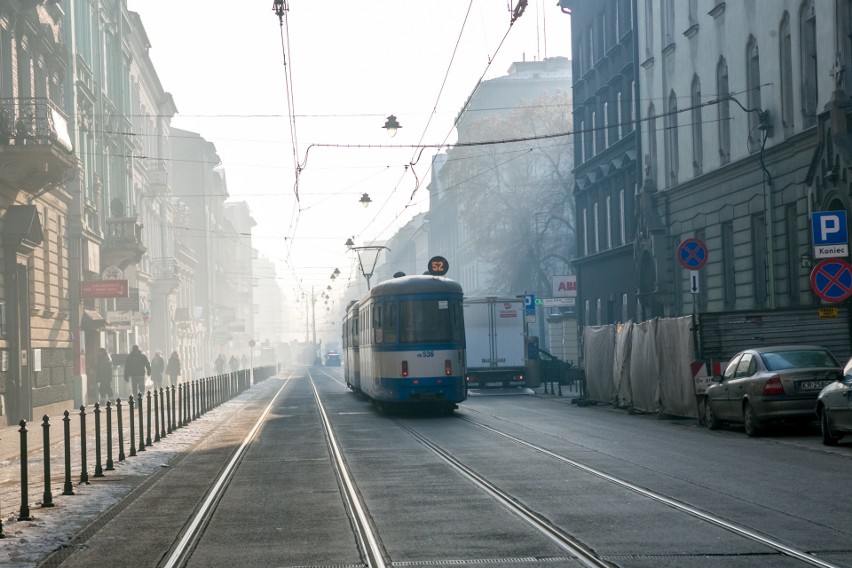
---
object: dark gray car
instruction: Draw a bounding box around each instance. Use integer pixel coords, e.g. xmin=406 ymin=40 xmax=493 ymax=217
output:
xmin=816 ymin=357 xmax=852 ymax=445
xmin=705 ymin=345 xmax=841 ymax=437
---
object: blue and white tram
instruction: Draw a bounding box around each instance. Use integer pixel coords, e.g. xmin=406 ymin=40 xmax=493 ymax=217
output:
xmin=344 ymin=274 xmax=467 ymax=412
xmin=342 ymin=302 xmax=360 ymax=391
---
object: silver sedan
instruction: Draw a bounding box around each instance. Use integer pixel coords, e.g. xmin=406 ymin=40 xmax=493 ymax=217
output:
xmin=705 ymin=345 xmax=841 ymax=437
xmin=816 ymin=358 xmax=852 ymax=445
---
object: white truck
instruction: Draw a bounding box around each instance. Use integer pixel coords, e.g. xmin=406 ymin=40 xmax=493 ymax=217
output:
xmin=463 ymin=297 xmax=528 ymax=388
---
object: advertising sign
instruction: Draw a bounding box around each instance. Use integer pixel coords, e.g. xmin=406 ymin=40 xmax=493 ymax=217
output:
xmin=552 ymin=275 xmax=577 ymax=297
xmin=81 ymin=280 xmax=129 ymax=299
xmin=107 ymin=311 xmax=132 ymax=328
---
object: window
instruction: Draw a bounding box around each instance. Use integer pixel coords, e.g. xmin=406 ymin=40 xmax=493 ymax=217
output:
xmin=399 ymin=299 xmax=463 ymax=344
xmin=722 ymin=221 xmax=735 ymax=309
xmin=800 ymin=1 xmax=818 ymax=127
xmin=382 ymin=301 xmax=397 ymax=344
xmin=593 ymin=201 xmax=600 ymax=252
xmin=647 ymin=103 xmax=658 ymax=183
xmin=606 ymin=195 xmax=612 ymax=249
xmin=596 ymin=298 xmax=602 ymax=325
xmin=666 ymin=90 xmax=679 ymax=187
xmin=591 ymin=110 xmax=597 ymax=155
xmin=603 ymin=101 xmax=609 ymax=148
xmin=780 ymin=13 xmax=794 ymax=135
xmin=663 ymin=0 xmax=675 ymax=47
xmin=752 ymin=214 xmax=768 ymax=307
xmin=717 ymin=57 xmax=731 ymax=164
xmin=619 ymin=189 xmax=626 ymax=245
xmin=629 ymin=80 xmax=635 ymax=131
xmin=582 ymin=207 xmax=589 ymax=256
xmin=577 ymin=118 xmax=585 ymax=163
xmin=691 ymin=75 xmax=703 ymax=175
xmin=616 ymin=91 xmax=623 ymax=140
xmin=746 ymin=36 xmax=762 ymax=153
xmin=622 ymin=293 xmax=629 ymax=323
xmin=645 ymin=0 xmax=654 ymax=58
xmin=688 ymin=0 xmax=698 ymax=24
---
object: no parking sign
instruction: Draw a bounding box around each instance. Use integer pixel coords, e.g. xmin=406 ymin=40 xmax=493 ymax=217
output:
xmin=810 ymin=258 xmax=852 ymax=302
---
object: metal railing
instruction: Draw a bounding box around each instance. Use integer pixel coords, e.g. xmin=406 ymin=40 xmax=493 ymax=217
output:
xmin=0 ymin=97 xmax=73 ymax=151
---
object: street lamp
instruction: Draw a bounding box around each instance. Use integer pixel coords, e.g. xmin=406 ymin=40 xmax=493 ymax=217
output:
xmin=359 ymin=193 xmax=372 ymax=208
xmin=348 ymin=245 xmax=389 ymax=290
xmin=345 ymin=237 xmax=354 ymax=249
xmin=382 ymin=115 xmax=401 ymax=137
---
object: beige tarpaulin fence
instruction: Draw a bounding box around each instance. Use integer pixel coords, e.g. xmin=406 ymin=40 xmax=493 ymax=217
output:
xmin=582 ymin=316 xmax=698 ymax=418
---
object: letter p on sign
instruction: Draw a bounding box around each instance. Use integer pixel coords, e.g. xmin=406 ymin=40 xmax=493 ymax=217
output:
xmin=812 ymin=211 xmax=848 ymax=246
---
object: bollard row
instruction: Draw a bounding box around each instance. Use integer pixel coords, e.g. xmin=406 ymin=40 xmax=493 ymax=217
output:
xmin=0 ymin=366 xmax=274 ymax=538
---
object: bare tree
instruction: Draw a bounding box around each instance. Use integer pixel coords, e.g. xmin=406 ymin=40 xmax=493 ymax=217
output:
xmin=440 ymin=92 xmax=574 ymax=295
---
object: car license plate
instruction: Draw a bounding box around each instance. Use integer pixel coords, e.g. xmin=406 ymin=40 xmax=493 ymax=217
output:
xmin=799 ymin=380 xmax=832 ymax=391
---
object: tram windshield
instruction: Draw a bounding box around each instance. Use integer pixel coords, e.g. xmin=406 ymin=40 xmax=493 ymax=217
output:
xmin=399 ymin=298 xmax=463 ymax=344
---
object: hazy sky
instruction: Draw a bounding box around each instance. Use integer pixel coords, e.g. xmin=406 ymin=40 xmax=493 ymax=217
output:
xmin=126 ymin=1 xmax=571 ymax=338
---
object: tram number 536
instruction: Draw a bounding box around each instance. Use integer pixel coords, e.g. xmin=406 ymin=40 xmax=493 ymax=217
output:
xmin=417 ymin=351 xmax=435 ymax=358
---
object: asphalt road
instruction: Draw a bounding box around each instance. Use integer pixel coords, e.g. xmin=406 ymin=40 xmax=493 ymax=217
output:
xmin=48 ymin=367 xmax=852 ymax=568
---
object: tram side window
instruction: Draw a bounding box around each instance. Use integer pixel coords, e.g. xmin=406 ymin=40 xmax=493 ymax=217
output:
xmin=382 ymin=301 xmax=397 ymax=344
xmin=373 ymin=303 xmax=383 ymax=343
xmin=353 ymin=314 xmax=359 ymax=347
xmin=399 ymin=299 xmax=463 ymax=343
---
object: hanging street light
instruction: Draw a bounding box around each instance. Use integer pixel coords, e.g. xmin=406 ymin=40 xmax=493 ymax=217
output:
xmin=359 ymin=193 xmax=372 ymax=208
xmin=345 ymin=237 xmax=355 ymax=249
xmin=382 ymin=115 xmax=401 ymax=137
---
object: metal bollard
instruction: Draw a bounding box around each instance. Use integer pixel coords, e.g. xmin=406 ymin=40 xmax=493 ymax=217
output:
xmin=129 ymin=395 xmax=137 ymax=457
xmin=169 ymin=385 xmax=175 ymax=433
xmin=153 ymin=389 xmax=161 ymax=443
xmin=146 ymin=390 xmax=153 ymax=447
xmin=106 ymin=401 xmax=115 ymax=470
xmin=160 ymin=387 xmax=166 ymax=438
xmin=94 ymin=403 xmax=104 ymax=478
xmin=79 ymin=406 xmax=89 ymax=484
xmin=41 ymin=416 xmax=54 ymax=507
xmin=138 ymin=391 xmax=146 ymax=451
xmin=18 ymin=420 xmax=32 ymax=521
xmin=116 ymin=398 xmax=125 ymax=462
xmin=62 ymin=411 xmax=74 ymax=495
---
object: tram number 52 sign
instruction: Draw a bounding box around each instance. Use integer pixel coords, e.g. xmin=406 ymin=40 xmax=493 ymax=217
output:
xmin=810 ymin=258 xmax=852 ymax=303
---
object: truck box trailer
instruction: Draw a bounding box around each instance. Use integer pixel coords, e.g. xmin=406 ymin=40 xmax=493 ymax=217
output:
xmin=464 ymin=297 xmax=527 ymax=388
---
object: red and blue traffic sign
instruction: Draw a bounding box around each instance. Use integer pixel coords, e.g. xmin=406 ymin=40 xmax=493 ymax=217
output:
xmin=810 ymin=258 xmax=852 ymax=302
xmin=677 ymin=238 xmax=708 ymax=270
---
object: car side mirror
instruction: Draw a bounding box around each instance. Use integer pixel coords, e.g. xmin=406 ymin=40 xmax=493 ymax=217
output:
xmin=711 ymin=375 xmax=723 ymax=383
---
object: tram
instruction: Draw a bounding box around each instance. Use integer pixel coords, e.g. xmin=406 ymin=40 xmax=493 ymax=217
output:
xmin=342 ymin=274 xmax=467 ymax=413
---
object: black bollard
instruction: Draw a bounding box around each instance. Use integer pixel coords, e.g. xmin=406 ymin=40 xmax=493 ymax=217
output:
xmin=106 ymin=401 xmax=114 ymax=470
xmin=153 ymin=389 xmax=160 ymax=443
xmin=128 ymin=396 xmax=137 ymax=457
xmin=138 ymin=391 xmax=145 ymax=452
xmin=41 ymin=416 xmax=54 ymax=507
xmin=146 ymin=390 xmax=153 ymax=447
xmin=160 ymin=387 xmax=166 ymax=438
xmin=79 ymin=406 xmax=89 ymax=484
xmin=116 ymin=399 xmax=125 ymax=462
xmin=169 ymin=385 xmax=175 ymax=433
xmin=94 ymin=403 xmax=104 ymax=478
xmin=62 ymin=411 xmax=74 ymax=495
xmin=18 ymin=420 xmax=32 ymax=521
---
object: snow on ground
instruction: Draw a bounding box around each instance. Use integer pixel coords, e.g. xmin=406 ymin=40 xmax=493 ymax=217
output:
xmin=0 ymin=378 xmax=278 ymax=568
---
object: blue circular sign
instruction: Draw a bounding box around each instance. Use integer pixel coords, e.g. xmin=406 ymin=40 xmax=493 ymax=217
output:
xmin=810 ymin=259 xmax=852 ymax=302
xmin=677 ymin=238 xmax=708 ymax=270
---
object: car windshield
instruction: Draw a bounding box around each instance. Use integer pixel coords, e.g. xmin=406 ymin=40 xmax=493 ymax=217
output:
xmin=761 ymin=349 xmax=838 ymax=371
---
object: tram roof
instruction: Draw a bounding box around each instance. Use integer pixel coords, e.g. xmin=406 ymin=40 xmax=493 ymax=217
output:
xmin=365 ymin=275 xmax=463 ymax=299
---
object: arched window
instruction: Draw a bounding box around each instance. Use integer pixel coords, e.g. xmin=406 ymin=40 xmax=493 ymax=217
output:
xmin=800 ymin=1 xmax=817 ymax=127
xmin=717 ymin=57 xmax=730 ymax=165
xmin=647 ymin=103 xmax=657 ymax=182
xmin=691 ymin=75 xmax=703 ymax=175
xmin=746 ymin=36 xmax=762 ymax=153
xmin=780 ymin=12 xmax=794 ymax=136
xmin=665 ymin=91 xmax=679 ymax=187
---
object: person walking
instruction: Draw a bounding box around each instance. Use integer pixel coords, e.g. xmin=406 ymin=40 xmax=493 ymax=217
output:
xmin=166 ymin=351 xmax=181 ymax=385
xmin=151 ymin=351 xmax=165 ymax=389
xmin=124 ymin=345 xmax=151 ymax=396
xmin=214 ymin=354 xmax=225 ymax=374
xmin=96 ymin=347 xmax=114 ymax=402
xmin=229 ymin=354 xmax=239 ymax=373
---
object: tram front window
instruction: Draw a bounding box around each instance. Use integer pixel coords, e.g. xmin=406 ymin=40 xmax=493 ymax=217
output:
xmin=399 ymin=299 xmax=463 ymax=343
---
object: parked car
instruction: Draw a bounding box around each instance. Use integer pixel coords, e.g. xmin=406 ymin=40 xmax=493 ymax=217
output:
xmin=815 ymin=357 xmax=852 ymax=445
xmin=324 ymin=352 xmax=341 ymax=367
xmin=705 ymin=345 xmax=841 ymax=437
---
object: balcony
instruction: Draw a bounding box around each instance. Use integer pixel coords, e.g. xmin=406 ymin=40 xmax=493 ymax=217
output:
xmin=0 ymin=98 xmax=76 ymax=193
xmin=150 ymin=257 xmax=182 ymax=295
xmin=102 ymin=216 xmax=146 ymax=269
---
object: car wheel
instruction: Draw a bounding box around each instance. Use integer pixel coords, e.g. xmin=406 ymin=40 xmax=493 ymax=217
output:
xmin=820 ymin=409 xmax=840 ymax=446
xmin=743 ymin=402 xmax=762 ymax=437
xmin=706 ymin=399 xmax=722 ymax=430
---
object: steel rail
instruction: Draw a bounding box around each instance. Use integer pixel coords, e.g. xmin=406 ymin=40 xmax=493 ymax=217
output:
xmin=161 ymin=374 xmax=293 ymax=568
xmin=461 ymin=416 xmax=843 ymax=568
xmin=309 ymin=372 xmax=388 ymax=568
xmin=396 ymin=422 xmax=615 ymax=568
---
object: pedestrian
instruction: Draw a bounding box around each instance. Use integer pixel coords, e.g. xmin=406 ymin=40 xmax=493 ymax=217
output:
xmin=214 ymin=354 xmax=225 ymax=374
xmin=124 ymin=344 xmax=151 ymax=396
xmin=166 ymin=351 xmax=181 ymax=385
xmin=240 ymin=353 xmax=248 ymax=369
xmin=96 ymin=347 xmax=114 ymax=402
xmin=229 ymin=354 xmax=239 ymax=373
xmin=151 ymin=351 xmax=165 ymax=389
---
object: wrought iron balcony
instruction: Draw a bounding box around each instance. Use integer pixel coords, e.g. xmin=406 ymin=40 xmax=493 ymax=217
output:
xmin=0 ymin=97 xmax=75 ymax=192
xmin=102 ymin=216 xmax=146 ymax=268
xmin=151 ymin=257 xmax=182 ymax=295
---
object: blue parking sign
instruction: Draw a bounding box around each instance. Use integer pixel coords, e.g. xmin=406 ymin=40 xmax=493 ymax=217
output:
xmin=812 ymin=211 xmax=848 ymax=246
xmin=524 ymin=294 xmax=535 ymax=316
